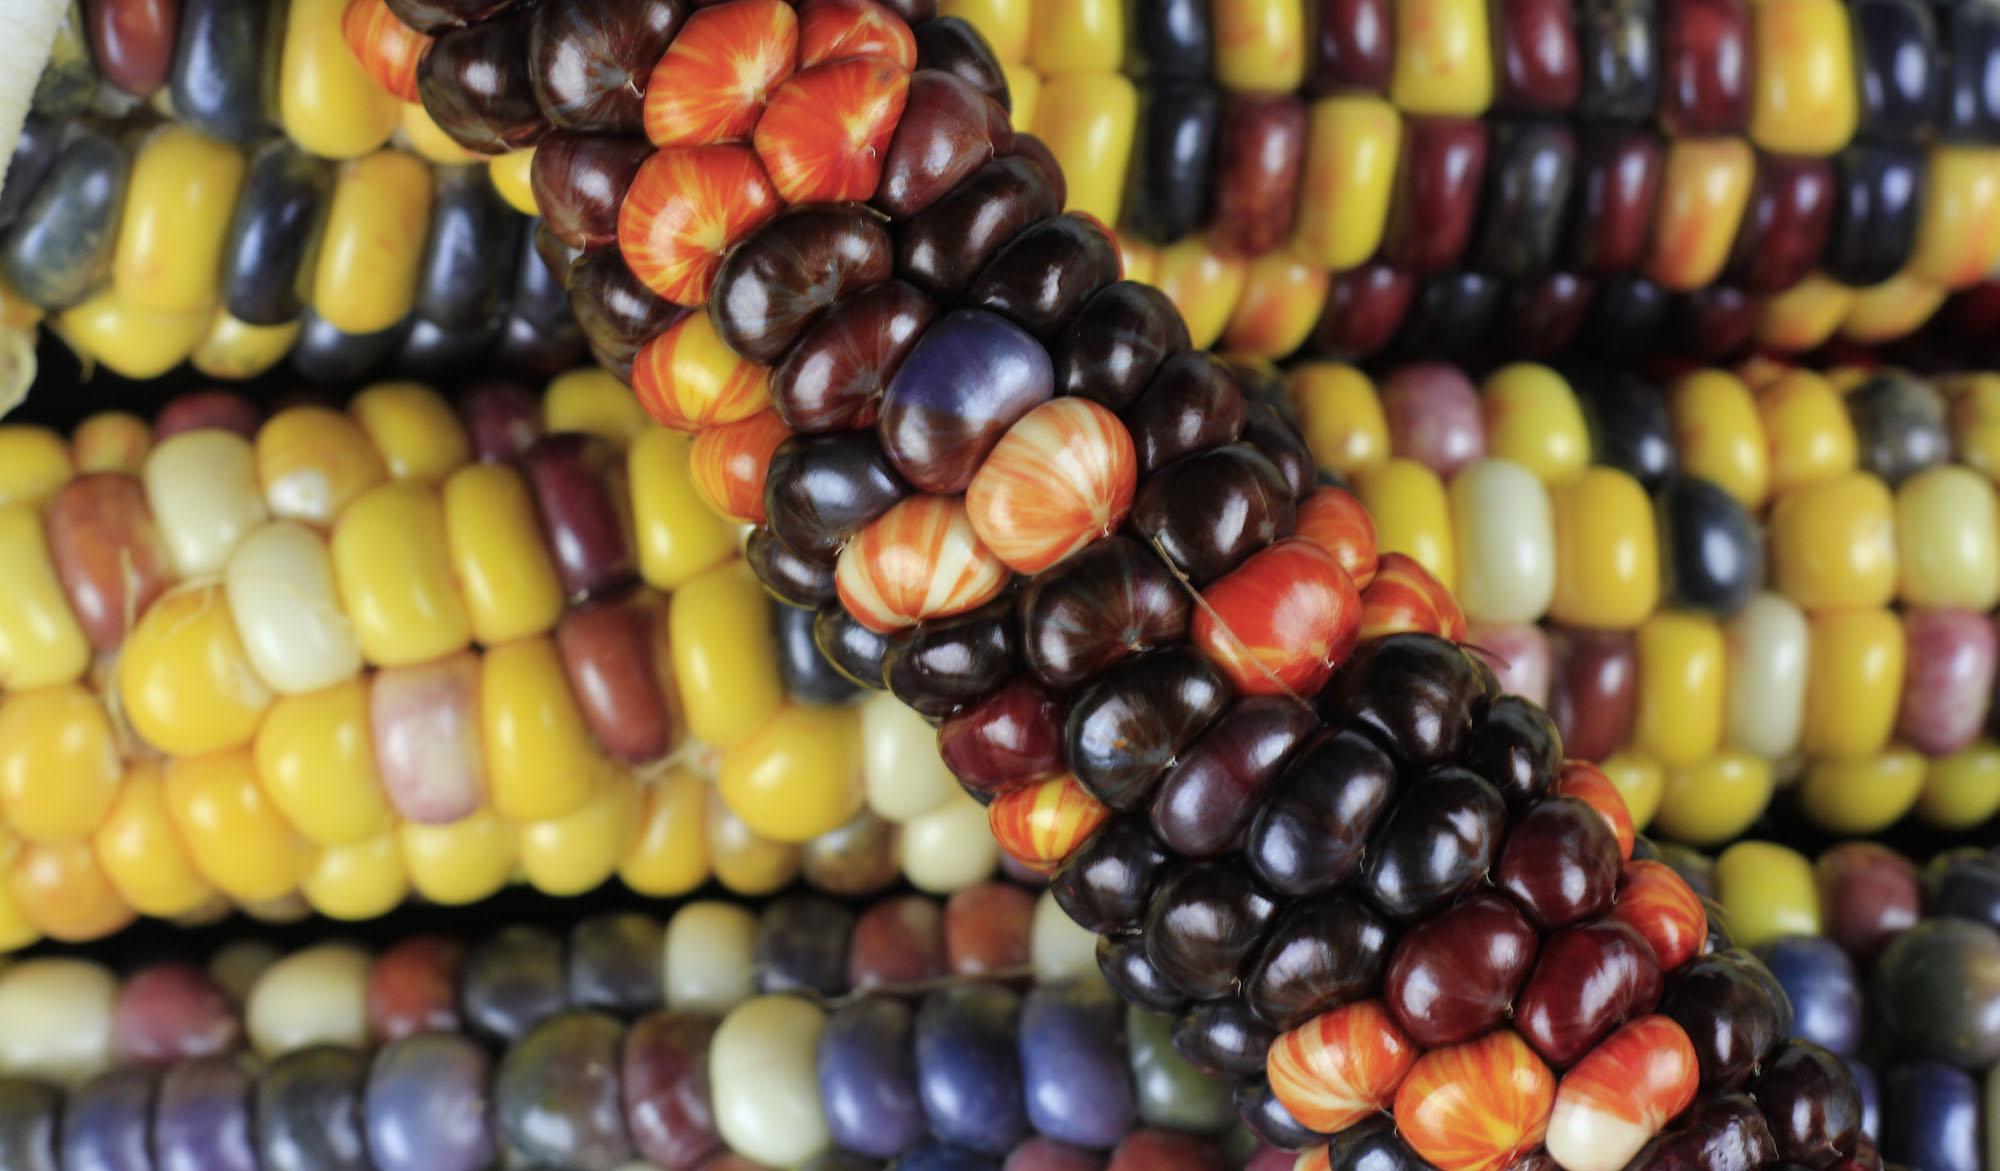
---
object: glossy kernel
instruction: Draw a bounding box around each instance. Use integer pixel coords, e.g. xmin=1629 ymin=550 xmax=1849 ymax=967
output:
xmin=1357 ymin=458 xmax=1456 ymax=594
xmin=119 ymin=583 xmax=272 ymax=757
xmin=1801 ymin=608 xmax=1906 ymax=761
xmin=1390 ymin=0 xmax=1495 ymax=115
xmin=163 ymin=750 xmax=309 ymax=903
xmin=312 ymin=151 xmax=435 ymax=335
xmin=1549 ymin=468 xmax=1659 ymax=629
xmin=331 ymin=482 xmax=472 ymax=667
xmin=254 ymin=407 xmax=389 ymax=526
xmin=1748 ymin=0 xmax=1858 ymax=156
xmin=1291 ymin=97 xmax=1401 ymax=272
xmin=348 ymin=382 xmax=470 ymax=485
xmin=441 ymin=463 xmax=565 ymax=645
xmin=0 ymin=685 xmax=120 ymax=843
xmin=1769 ymin=471 xmax=1897 ymax=611
xmin=669 ymin=560 xmax=784 ymax=748
xmin=253 ymin=680 xmax=394 ymax=847
xmin=280 ymin=0 xmax=403 ymax=158
xmin=1481 ymin=365 xmax=1590 ymax=486
xmin=1633 ymin=612 xmax=1727 ymax=769
xmin=1647 ymin=137 xmax=1756 ymax=291
xmin=112 ymin=128 xmax=245 ymax=316
xmin=718 ymin=704 xmax=864 ymax=844
xmin=224 ymin=522 xmax=365 ymax=695
xmin=1896 ymin=465 xmax=2000 ymax=610
xmin=1668 ymin=370 xmax=1768 ymax=508
xmin=0 ymin=505 xmax=90 ymax=691
xmin=1030 ymin=73 xmax=1138 ymax=227
xmin=629 ymin=427 xmax=739 ymax=590
xmin=92 ymin=763 xmax=217 ymax=919
xmin=480 ymin=635 xmax=609 ymax=823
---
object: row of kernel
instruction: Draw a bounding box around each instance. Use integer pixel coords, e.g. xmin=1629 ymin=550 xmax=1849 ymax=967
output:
xmin=920 ymin=0 xmax=2000 ymax=368
xmin=1126 ymin=236 xmax=1994 ymax=366
xmin=1285 ymin=358 xmax=2000 ymax=842
xmin=0 ymin=376 xmax=1003 ymax=948
xmin=29 ymin=0 xmax=512 ymax=166
xmin=0 ymin=887 xmax=1280 ymax=1170
xmin=0 ymin=109 xmax=571 ymax=381
xmin=974 ymin=0 xmax=2000 ymax=237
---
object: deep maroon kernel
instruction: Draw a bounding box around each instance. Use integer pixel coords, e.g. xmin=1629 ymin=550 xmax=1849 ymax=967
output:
xmin=1310 ymin=264 xmax=1417 ymax=359
xmin=530 ymin=134 xmax=648 ymax=256
xmin=763 ymin=432 xmax=910 ymax=563
xmin=1128 ymin=444 xmax=1296 ymax=587
xmin=746 ymin=527 xmax=838 ymax=609
xmin=1241 ymin=400 xmax=1316 ymax=500
xmin=939 ymin=678 xmax=1066 ymax=796
xmin=1494 ymin=796 xmax=1621 ymax=929
xmin=964 ymin=214 xmax=1122 ymax=340
xmin=709 ymin=208 xmax=895 ymax=365
xmin=1661 ymin=951 xmax=1792 ymax=1091
xmin=1320 ymin=634 xmax=1487 ymax=766
xmin=875 ymin=71 xmax=1007 ymax=219
xmin=565 ymin=248 xmax=686 ymax=368
xmin=1006 ymin=133 xmax=1067 ymax=207
xmin=1020 ymin=536 xmax=1191 ymax=689
xmin=1065 ymin=648 xmax=1234 ymax=810
xmin=1142 ymin=861 xmax=1278 ymax=1000
xmin=1244 ymin=894 xmax=1393 ymax=1030
xmin=1382 ymin=117 xmax=1489 ymax=274
xmin=527 ymin=0 xmax=688 ymax=133
xmin=1208 ymin=95 xmax=1307 ymax=257
xmin=1245 ymin=728 xmax=1399 ymax=897
xmin=1623 ymin=1094 xmax=1778 ymax=1171
xmin=1051 ymin=282 xmax=1192 ymax=411
xmin=911 ymin=17 xmax=1011 ymax=110
xmin=1493 ymin=0 xmax=1582 ymax=111
xmin=1171 ymin=998 xmax=1278 ymax=1077
xmin=1384 ymin=893 xmax=1539 ymax=1048
xmin=1362 ymin=766 xmax=1507 ymax=922
xmin=814 ymin=603 xmax=894 ymax=691
xmin=897 ymin=156 xmax=1061 ymax=300
xmin=1051 ymin=817 xmax=1171 ymax=935
xmin=460 ymin=380 xmax=544 ymax=462
xmin=519 ymin=432 xmax=636 ymax=603
xmin=418 ymin=11 xmax=550 ymax=153
xmin=1515 ymin=918 xmax=1665 ymax=1068
xmin=1467 ymin=694 xmax=1563 ymax=804
xmin=772 ymin=280 xmax=937 ymax=435
xmin=1307 ymin=0 xmax=1393 ymax=91
xmin=1097 ymin=935 xmax=1188 ymax=1014
xmin=882 ymin=598 xmax=1017 ymax=718
xmin=1753 ymin=1041 xmax=1865 ymax=1169
xmin=1149 ymin=697 xmax=1321 ymax=858
xmin=1124 ymin=352 xmax=1249 ymax=477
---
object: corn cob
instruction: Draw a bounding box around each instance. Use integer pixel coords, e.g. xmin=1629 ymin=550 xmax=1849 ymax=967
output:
xmin=343 ymin=1 xmax=1869 ymax=1167
xmin=0 ymin=371 xmax=1015 ymax=950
